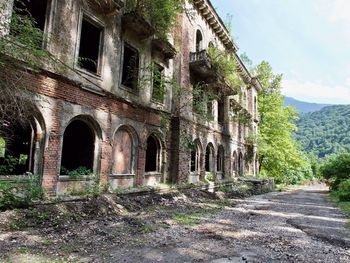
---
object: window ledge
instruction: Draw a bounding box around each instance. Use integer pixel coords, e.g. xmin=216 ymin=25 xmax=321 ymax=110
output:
xmin=59 ymin=175 xmax=94 ymax=182
xmin=144 ymin=172 xmax=162 ymax=177
xmin=75 ymin=66 xmax=102 ymax=80
xmin=109 ymin=174 xmax=135 ymax=179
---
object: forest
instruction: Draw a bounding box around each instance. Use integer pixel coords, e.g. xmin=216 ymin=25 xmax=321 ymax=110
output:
xmin=294 ymin=105 xmax=350 ymax=158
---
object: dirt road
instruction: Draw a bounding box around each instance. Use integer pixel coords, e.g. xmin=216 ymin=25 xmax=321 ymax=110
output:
xmin=1 ymin=184 xmax=350 ymax=262
xmin=110 ymin=184 xmax=350 ymax=263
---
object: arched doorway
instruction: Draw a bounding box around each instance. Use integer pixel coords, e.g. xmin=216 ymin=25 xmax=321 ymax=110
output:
xmin=196 ymin=29 xmax=203 ymax=52
xmin=217 ymin=145 xmax=225 ymax=177
xmin=238 ymin=152 xmax=244 ymax=176
xmin=145 ymin=134 xmax=161 ymax=173
xmin=60 ymin=120 xmax=95 ymax=175
xmin=205 ymin=143 xmax=214 ymax=173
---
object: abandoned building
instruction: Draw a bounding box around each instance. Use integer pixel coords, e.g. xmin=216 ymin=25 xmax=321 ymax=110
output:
xmin=0 ymin=0 xmax=261 ymax=195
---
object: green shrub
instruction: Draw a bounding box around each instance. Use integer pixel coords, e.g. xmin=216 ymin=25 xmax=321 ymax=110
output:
xmin=337 ymin=179 xmax=350 ymax=201
xmin=0 ymin=155 xmax=19 ymax=175
xmin=60 ymin=166 xmax=93 ymax=178
xmin=0 ymin=175 xmax=43 ymax=210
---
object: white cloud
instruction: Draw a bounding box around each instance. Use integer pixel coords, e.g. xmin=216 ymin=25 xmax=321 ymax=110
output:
xmin=317 ymin=0 xmax=350 ymax=24
xmin=282 ymin=79 xmax=350 ymax=104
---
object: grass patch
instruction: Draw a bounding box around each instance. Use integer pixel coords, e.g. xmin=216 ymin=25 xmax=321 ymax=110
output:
xmin=172 ymin=208 xmax=215 ymax=226
xmin=330 ymin=192 xmax=350 ymax=218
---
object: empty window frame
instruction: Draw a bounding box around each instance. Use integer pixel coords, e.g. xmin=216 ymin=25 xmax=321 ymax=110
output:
xmin=190 ymin=143 xmax=200 ymax=173
xmin=218 ymin=98 xmax=225 ymax=124
xmin=217 ymin=146 xmax=224 ymax=173
xmin=78 ymin=16 xmax=104 ymax=74
xmin=121 ymin=44 xmax=139 ymax=90
xmin=152 ymin=63 xmax=165 ymax=103
xmin=13 ymin=0 xmax=48 ymax=31
xmin=145 ymin=135 xmax=160 ymax=173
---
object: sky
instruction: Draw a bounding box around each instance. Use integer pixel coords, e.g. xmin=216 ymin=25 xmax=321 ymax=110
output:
xmin=211 ymin=0 xmax=350 ymax=104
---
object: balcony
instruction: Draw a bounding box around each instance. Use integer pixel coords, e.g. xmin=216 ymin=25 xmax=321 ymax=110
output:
xmin=152 ymin=39 xmax=176 ymax=60
xmin=189 ymin=50 xmax=216 ymax=81
xmin=122 ymin=11 xmax=155 ymax=40
xmin=190 ymin=50 xmax=237 ymax=96
xmin=85 ymin=0 xmax=124 ymax=16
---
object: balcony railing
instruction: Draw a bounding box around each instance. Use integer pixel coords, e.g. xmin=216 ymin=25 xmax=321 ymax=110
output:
xmin=189 ymin=50 xmax=215 ymax=81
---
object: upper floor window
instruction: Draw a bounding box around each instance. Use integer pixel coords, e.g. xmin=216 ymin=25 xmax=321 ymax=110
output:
xmin=13 ymin=0 xmax=48 ymax=32
xmin=78 ymin=16 xmax=104 ymax=74
xmin=218 ymin=98 xmax=225 ymax=124
xmin=152 ymin=63 xmax=165 ymax=103
xmin=196 ymin=30 xmax=203 ymax=52
xmin=122 ymin=44 xmax=139 ymax=90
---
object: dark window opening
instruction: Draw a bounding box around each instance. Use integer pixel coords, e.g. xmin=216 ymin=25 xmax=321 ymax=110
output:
xmin=208 ymin=41 xmax=214 ymax=49
xmin=61 ymin=120 xmax=94 ymax=174
xmin=218 ymin=98 xmax=224 ymax=124
xmin=122 ymin=44 xmax=139 ymax=90
xmin=190 ymin=149 xmax=196 ymax=172
xmin=217 ymin=147 xmax=224 ymax=173
xmin=238 ymin=153 xmax=244 ymax=176
xmin=152 ymin=64 xmax=165 ymax=102
xmin=78 ymin=17 xmax=103 ymax=74
xmin=196 ymin=30 xmax=203 ymax=52
xmin=145 ymin=135 xmax=160 ymax=173
xmin=207 ymin=99 xmax=213 ymax=119
xmin=13 ymin=0 xmax=48 ymax=31
xmin=0 ymin=120 xmax=34 ymax=175
xmin=205 ymin=145 xmax=213 ymax=172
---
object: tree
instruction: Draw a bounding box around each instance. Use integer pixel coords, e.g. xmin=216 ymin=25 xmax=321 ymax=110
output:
xmin=256 ymin=61 xmax=311 ymax=183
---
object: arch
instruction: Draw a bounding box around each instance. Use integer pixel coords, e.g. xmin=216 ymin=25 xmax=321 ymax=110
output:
xmin=112 ymin=125 xmax=138 ymax=175
xmin=217 ymin=145 xmax=225 ymax=173
xmin=238 ymin=152 xmax=244 ymax=176
xmin=0 ymin=105 xmax=46 ymax=176
xmin=232 ymin=151 xmax=238 ymax=176
xmin=245 ymin=153 xmax=249 ymax=173
xmin=145 ymin=134 xmax=161 ymax=173
xmin=190 ymin=139 xmax=202 ymax=173
xmin=205 ymin=143 xmax=215 ymax=173
xmin=60 ymin=120 xmax=95 ymax=174
xmin=196 ymin=29 xmax=203 ymax=52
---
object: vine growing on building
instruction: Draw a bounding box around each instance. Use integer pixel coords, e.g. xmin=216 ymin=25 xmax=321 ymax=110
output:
xmin=125 ymin=0 xmax=189 ymax=39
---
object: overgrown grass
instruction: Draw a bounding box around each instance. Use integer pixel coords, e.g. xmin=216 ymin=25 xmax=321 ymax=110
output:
xmin=172 ymin=209 xmax=214 ymax=226
xmin=329 ymin=191 xmax=350 ymax=219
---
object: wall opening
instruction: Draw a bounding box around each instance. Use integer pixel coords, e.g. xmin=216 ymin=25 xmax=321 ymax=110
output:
xmin=196 ymin=30 xmax=203 ymax=52
xmin=113 ymin=128 xmax=134 ymax=175
xmin=238 ymin=152 xmax=244 ymax=176
xmin=145 ymin=135 xmax=160 ymax=173
xmin=60 ymin=120 xmax=94 ymax=174
xmin=13 ymin=0 xmax=48 ymax=32
xmin=218 ymin=97 xmax=224 ymax=124
xmin=152 ymin=63 xmax=165 ymax=103
xmin=122 ymin=44 xmax=139 ymax=90
xmin=78 ymin=17 xmax=103 ymax=74
xmin=205 ymin=144 xmax=214 ymax=172
xmin=217 ymin=146 xmax=224 ymax=173
xmin=0 ymin=119 xmax=35 ymax=175
xmin=190 ymin=142 xmax=200 ymax=173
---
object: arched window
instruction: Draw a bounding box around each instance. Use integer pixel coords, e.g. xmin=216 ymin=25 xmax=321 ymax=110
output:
xmin=254 ymin=96 xmax=257 ymax=114
xmin=205 ymin=143 xmax=214 ymax=172
xmin=217 ymin=146 xmax=225 ymax=173
xmin=190 ymin=140 xmax=201 ymax=173
xmin=113 ymin=128 xmax=135 ymax=175
xmin=208 ymin=41 xmax=214 ymax=49
xmin=145 ymin=135 xmax=161 ymax=173
xmin=61 ymin=120 xmax=95 ymax=174
xmin=196 ymin=30 xmax=203 ymax=52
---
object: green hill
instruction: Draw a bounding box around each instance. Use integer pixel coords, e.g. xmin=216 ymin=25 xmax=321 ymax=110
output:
xmin=294 ymin=104 xmax=350 ymax=158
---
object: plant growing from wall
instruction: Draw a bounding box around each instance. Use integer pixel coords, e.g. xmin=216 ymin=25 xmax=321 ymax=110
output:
xmin=125 ymin=0 xmax=187 ymax=39
xmin=207 ymin=46 xmax=243 ymax=93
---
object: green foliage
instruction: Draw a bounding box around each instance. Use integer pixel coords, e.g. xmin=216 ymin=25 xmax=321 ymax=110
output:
xmin=206 ymin=172 xmax=214 ymax=182
xmin=207 ymin=46 xmax=243 ymax=91
xmin=294 ymin=105 xmax=350 ymax=158
xmin=337 ymin=180 xmax=350 ymax=201
xmin=0 ymin=155 xmax=19 ymax=175
xmin=0 ymin=137 xmax=5 ymax=158
xmin=320 ymin=152 xmax=350 ymax=190
xmin=60 ymin=166 xmax=93 ymax=178
xmin=255 ymin=61 xmax=312 ymax=184
xmin=125 ymin=0 xmax=186 ymax=39
xmin=0 ymin=175 xmax=43 ymax=210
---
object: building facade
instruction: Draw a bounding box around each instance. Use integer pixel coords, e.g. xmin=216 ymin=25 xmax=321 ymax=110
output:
xmin=0 ymin=0 xmax=261 ymax=195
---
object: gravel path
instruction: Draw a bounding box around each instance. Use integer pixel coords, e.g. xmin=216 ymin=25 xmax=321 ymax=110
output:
xmin=110 ymin=184 xmax=350 ymax=263
xmin=1 ymin=184 xmax=350 ymax=262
